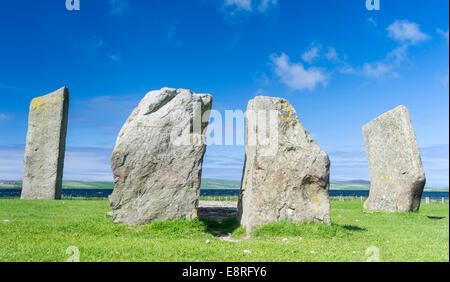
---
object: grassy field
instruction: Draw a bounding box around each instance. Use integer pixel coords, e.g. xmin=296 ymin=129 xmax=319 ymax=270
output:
xmin=0 ymin=198 xmax=448 ymax=262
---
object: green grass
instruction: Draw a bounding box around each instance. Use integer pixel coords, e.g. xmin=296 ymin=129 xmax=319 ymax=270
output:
xmin=0 ymin=198 xmax=448 ymax=262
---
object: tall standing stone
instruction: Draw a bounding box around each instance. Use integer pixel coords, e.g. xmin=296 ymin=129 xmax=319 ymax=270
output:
xmin=109 ymin=88 xmax=212 ymax=225
xmin=363 ymin=105 xmax=426 ymax=212
xmin=238 ymin=96 xmax=331 ymax=233
xmin=21 ymin=87 xmax=69 ymax=200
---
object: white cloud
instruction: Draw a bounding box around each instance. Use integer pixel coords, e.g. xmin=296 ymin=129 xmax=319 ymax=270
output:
xmin=367 ymin=17 xmax=377 ymax=28
xmin=342 ymin=20 xmax=428 ymax=79
xmin=387 ymin=20 xmax=430 ymax=45
xmin=325 ymin=47 xmax=339 ymax=62
xmin=0 ymin=114 xmax=10 ymax=121
xmin=223 ymin=0 xmax=278 ymax=14
xmin=301 ymin=45 xmax=321 ymax=63
xmin=108 ymin=0 xmax=130 ymax=15
xmin=225 ymin=0 xmax=252 ymax=11
xmin=257 ymin=0 xmax=278 ymax=12
xmin=362 ymin=62 xmax=396 ymax=78
xmin=271 ymin=53 xmax=328 ymax=91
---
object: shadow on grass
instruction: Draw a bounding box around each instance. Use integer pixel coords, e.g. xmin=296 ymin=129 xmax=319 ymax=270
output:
xmin=198 ymin=217 xmax=241 ymax=237
xmin=427 ymin=216 xmax=445 ymax=220
xmin=341 ymin=225 xmax=367 ymax=232
xmin=197 ymin=205 xmax=241 ymax=237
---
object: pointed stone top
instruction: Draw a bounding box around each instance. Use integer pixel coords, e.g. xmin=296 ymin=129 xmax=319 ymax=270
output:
xmin=363 ymin=105 xmax=409 ymax=129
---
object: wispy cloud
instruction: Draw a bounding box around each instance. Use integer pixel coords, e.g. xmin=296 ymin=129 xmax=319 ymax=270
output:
xmin=367 ymin=17 xmax=377 ymax=28
xmin=345 ymin=20 xmax=429 ymax=79
xmin=325 ymin=144 xmax=449 ymax=188
xmin=0 ymin=114 xmax=10 ymax=121
xmin=166 ymin=24 xmax=183 ymax=47
xmin=220 ymin=0 xmax=278 ymax=19
xmin=108 ymin=0 xmax=130 ymax=16
xmin=0 ymin=145 xmax=113 ymax=181
xmin=224 ymin=0 xmax=277 ymax=12
xmin=271 ymin=53 xmax=328 ymax=91
xmin=325 ymin=47 xmax=340 ymax=62
xmin=441 ymin=70 xmax=449 ymax=88
xmin=438 ymin=28 xmax=449 ymax=44
xmin=71 ymin=94 xmax=140 ymax=133
xmin=301 ymin=45 xmax=321 ymax=64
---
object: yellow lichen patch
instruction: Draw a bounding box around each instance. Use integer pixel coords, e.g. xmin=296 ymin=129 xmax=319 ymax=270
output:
xmin=315 ymin=198 xmax=320 ymax=204
xmin=30 ymin=96 xmax=46 ymax=112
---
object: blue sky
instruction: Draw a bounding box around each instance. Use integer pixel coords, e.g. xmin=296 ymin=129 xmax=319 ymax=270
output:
xmin=0 ymin=0 xmax=448 ymax=187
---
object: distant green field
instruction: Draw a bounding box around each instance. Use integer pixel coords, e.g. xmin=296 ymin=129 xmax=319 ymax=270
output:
xmin=0 ymin=179 xmax=448 ymax=191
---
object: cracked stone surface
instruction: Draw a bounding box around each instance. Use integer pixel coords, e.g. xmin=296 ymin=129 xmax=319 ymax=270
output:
xmin=363 ymin=105 xmax=426 ymax=212
xmin=109 ymin=88 xmax=212 ymax=225
xmin=238 ymin=96 xmax=331 ymax=232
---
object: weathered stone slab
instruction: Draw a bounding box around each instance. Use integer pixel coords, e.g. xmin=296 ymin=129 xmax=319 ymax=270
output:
xmin=109 ymin=88 xmax=212 ymax=225
xmin=21 ymin=87 xmax=69 ymax=200
xmin=363 ymin=105 xmax=426 ymax=212
xmin=238 ymin=96 xmax=331 ymax=233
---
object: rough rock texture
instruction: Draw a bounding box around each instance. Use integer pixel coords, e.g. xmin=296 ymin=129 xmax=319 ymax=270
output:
xmin=21 ymin=87 xmax=69 ymax=200
xmin=238 ymin=96 xmax=331 ymax=232
xmin=363 ymin=105 xmax=426 ymax=212
xmin=109 ymin=88 xmax=212 ymax=225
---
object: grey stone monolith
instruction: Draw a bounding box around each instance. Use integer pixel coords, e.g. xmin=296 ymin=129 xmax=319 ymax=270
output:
xmin=363 ymin=105 xmax=426 ymax=212
xmin=21 ymin=87 xmax=69 ymax=200
xmin=109 ymin=88 xmax=212 ymax=225
xmin=238 ymin=96 xmax=331 ymax=233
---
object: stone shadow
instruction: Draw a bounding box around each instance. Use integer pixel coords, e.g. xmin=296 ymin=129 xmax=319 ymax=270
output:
xmin=427 ymin=216 xmax=445 ymax=220
xmin=340 ymin=225 xmax=367 ymax=232
xmin=197 ymin=202 xmax=240 ymax=236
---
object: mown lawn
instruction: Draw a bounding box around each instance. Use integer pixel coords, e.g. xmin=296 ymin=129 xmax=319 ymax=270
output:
xmin=0 ymin=198 xmax=448 ymax=262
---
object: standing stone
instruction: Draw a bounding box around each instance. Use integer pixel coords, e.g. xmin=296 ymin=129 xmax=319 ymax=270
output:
xmin=363 ymin=105 xmax=426 ymax=212
xmin=238 ymin=96 xmax=331 ymax=233
xmin=21 ymin=87 xmax=69 ymax=200
xmin=109 ymin=88 xmax=212 ymax=225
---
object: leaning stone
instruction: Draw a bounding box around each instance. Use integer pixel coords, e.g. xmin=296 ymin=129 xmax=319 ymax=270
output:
xmin=109 ymin=88 xmax=212 ymax=225
xmin=21 ymin=87 xmax=69 ymax=200
xmin=363 ymin=105 xmax=426 ymax=212
xmin=238 ymin=96 xmax=331 ymax=233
